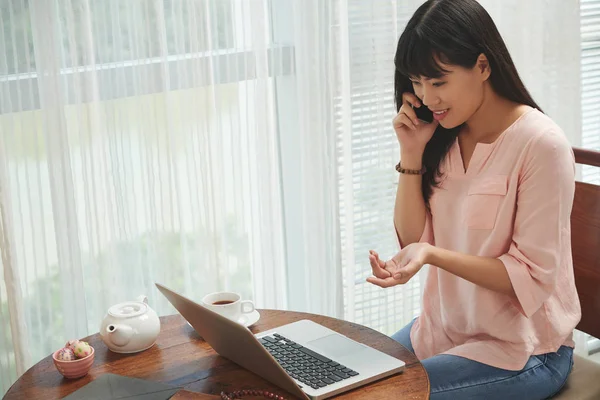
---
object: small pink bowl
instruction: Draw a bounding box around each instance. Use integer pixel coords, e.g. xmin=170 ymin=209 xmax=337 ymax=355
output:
xmin=52 ymin=347 xmax=95 ymax=379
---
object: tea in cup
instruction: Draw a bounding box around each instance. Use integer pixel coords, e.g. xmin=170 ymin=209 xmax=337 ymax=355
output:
xmin=201 ymin=291 xmax=255 ymax=322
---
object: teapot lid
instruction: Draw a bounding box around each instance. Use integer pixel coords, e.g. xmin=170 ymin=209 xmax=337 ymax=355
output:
xmin=108 ymin=301 xmax=148 ymax=318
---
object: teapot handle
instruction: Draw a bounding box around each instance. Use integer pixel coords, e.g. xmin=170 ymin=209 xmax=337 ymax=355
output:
xmin=137 ymin=295 xmax=148 ymax=304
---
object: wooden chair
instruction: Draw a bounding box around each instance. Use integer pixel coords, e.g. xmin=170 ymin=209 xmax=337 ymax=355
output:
xmin=554 ymin=147 xmax=600 ymax=400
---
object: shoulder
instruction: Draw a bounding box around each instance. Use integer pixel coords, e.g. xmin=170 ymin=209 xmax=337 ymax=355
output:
xmin=510 ymin=109 xmax=573 ymax=165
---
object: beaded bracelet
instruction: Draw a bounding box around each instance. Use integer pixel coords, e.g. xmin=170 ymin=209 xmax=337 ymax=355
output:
xmin=395 ymin=161 xmax=426 ymax=175
xmin=220 ymin=389 xmax=286 ymax=400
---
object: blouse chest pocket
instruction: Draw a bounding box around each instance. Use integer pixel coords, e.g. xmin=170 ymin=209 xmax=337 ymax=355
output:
xmin=465 ymin=175 xmax=508 ymax=230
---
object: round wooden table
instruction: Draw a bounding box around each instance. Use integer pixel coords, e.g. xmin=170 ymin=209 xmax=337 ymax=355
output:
xmin=4 ymin=310 xmax=430 ymax=399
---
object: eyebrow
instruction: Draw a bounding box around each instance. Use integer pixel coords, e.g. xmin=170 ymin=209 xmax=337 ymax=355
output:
xmin=410 ymin=73 xmax=451 ymax=82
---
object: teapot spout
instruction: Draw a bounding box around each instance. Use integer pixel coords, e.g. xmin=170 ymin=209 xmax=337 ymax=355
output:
xmin=106 ymin=324 xmax=134 ymax=347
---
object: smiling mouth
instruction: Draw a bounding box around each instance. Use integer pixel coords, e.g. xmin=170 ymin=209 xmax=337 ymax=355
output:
xmin=432 ymin=109 xmax=449 ymax=121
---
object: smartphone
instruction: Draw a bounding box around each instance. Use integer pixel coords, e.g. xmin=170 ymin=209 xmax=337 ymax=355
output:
xmin=413 ymin=104 xmax=434 ymax=124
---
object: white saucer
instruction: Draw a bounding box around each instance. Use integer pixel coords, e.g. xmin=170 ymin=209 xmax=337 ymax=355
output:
xmin=237 ymin=310 xmax=260 ymax=327
xmin=187 ymin=310 xmax=261 ymax=329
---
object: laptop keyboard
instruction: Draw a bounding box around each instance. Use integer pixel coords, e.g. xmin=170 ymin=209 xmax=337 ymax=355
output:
xmin=258 ymin=333 xmax=359 ymax=390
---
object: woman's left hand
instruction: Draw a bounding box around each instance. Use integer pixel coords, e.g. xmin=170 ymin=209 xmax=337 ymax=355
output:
xmin=367 ymin=243 xmax=432 ymax=288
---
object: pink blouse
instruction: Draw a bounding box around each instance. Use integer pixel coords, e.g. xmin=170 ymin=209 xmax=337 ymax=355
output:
xmin=407 ymin=108 xmax=581 ymax=370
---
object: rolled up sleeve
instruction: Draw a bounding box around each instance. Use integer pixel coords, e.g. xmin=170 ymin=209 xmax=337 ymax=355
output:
xmin=498 ymin=131 xmax=575 ymax=318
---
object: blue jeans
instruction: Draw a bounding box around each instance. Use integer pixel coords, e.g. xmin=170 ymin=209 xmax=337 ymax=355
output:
xmin=392 ymin=318 xmax=574 ymax=400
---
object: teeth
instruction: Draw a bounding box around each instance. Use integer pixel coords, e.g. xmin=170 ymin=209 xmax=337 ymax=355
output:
xmin=434 ymin=110 xmax=447 ymax=114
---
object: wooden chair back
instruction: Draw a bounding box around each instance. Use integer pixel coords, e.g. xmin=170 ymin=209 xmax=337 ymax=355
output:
xmin=571 ymin=147 xmax=600 ymax=339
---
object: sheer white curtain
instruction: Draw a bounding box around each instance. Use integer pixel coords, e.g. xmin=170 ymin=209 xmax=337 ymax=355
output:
xmin=0 ymin=0 xmax=586 ymax=396
xmin=0 ymin=0 xmax=341 ymax=393
xmin=480 ymin=0 xmax=581 ymax=145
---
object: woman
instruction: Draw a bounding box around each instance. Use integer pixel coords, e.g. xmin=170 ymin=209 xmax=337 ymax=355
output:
xmin=366 ymin=0 xmax=581 ymax=399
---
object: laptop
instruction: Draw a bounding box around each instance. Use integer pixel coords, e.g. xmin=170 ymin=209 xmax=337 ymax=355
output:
xmin=155 ymin=283 xmax=405 ymax=400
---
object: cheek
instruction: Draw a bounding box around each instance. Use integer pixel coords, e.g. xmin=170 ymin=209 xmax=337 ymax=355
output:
xmin=443 ymin=84 xmax=483 ymax=127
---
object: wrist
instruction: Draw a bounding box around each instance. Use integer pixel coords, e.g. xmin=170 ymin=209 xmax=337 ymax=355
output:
xmin=400 ymin=151 xmax=424 ymax=169
xmin=423 ymin=243 xmax=438 ymax=265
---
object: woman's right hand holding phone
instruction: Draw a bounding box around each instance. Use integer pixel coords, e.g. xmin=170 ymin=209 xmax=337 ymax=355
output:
xmin=393 ymin=92 xmax=439 ymax=158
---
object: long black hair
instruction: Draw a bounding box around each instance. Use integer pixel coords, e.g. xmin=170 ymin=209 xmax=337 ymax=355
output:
xmin=394 ymin=0 xmax=542 ymax=204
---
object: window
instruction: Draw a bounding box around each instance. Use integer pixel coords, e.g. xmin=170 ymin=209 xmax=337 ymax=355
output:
xmin=0 ymin=1 xmax=293 ymax=395
xmin=580 ymin=0 xmax=600 ymax=355
xmin=338 ymin=1 xmax=422 ymax=335
xmin=582 ymin=0 xmax=600 ymax=184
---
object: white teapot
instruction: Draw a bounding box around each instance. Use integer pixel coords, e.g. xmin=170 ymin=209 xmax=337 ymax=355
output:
xmin=99 ymin=295 xmax=161 ymax=353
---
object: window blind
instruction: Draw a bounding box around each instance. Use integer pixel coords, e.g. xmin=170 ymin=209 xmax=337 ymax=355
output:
xmin=338 ymin=1 xmax=422 ymax=335
xmin=580 ymin=0 xmax=600 ymax=353
xmin=582 ymin=0 xmax=600 ymax=184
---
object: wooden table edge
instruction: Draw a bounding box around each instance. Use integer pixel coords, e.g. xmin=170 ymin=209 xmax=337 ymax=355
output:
xmin=5 ymin=311 xmax=430 ymax=399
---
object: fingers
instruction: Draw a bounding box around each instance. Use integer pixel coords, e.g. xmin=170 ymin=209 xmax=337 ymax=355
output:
xmin=366 ymin=271 xmax=411 ymax=287
xmin=391 ymin=271 xmax=411 ymax=285
xmin=402 ymin=92 xmax=421 ymax=108
xmin=369 ymin=251 xmax=391 ymax=279
xmin=392 ymin=261 xmax=420 ymax=282
xmin=370 ymin=250 xmax=387 ymax=269
xmin=383 ymin=257 xmax=399 ymax=273
xmin=401 ymin=93 xmax=422 ymax=128
xmin=400 ymin=102 xmax=420 ymax=127
xmin=367 ymin=253 xmax=406 ymax=288
xmin=366 ymin=276 xmax=399 ymax=288
xmin=369 ymin=250 xmax=384 ymax=268
xmin=396 ymin=112 xmax=417 ymax=131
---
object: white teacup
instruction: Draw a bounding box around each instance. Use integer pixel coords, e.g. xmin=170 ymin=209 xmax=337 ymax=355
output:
xmin=201 ymin=291 xmax=255 ymax=323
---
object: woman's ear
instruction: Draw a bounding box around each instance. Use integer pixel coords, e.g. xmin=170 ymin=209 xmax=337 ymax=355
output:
xmin=477 ymin=53 xmax=491 ymax=81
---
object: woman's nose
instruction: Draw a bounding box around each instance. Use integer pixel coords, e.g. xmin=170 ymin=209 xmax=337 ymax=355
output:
xmin=421 ymin=87 xmax=439 ymax=107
